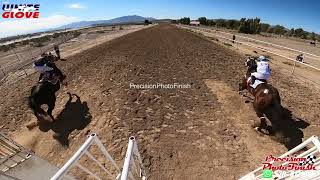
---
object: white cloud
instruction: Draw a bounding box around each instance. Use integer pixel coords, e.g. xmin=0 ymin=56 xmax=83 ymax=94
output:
xmin=68 ymin=3 xmax=86 ymax=9
xmin=0 ymin=15 xmax=79 ymax=38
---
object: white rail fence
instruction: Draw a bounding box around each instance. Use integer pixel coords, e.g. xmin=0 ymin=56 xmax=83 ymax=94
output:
xmin=178 ymin=25 xmax=320 ymax=87
xmin=178 ymin=25 xmax=320 ymax=72
xmin=211 ymin=28 xmax=320 ymax=60
xmin=0 ymin=132 xmax=33 ymax=173
xmin=0 ymin=25 xmax=155 ymax=86
xmin=51 ymin=133 xmax=146 ymax=180
xmin=240 ymin=136 xmax=320 ymax=180
xmin=0 ymin=33 xmax=74 ymax=85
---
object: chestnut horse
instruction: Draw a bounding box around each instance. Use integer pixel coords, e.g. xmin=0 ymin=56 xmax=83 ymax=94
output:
xmin=239 ymin=57 xmax=281 ymax=134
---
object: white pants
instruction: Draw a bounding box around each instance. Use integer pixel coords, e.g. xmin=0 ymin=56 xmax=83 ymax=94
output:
xmin=33 ymin=65 xmax=53 ymax=73
xmin=251 ymin=72 xmax=270 ymax=80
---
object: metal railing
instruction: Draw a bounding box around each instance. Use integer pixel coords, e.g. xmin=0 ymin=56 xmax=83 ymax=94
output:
xmin=0 ymin=132 xmax=33 ymax=173
xmin=51 ymin=134 xmax=147 ymax=180
xmin=120 ymin=136 xmax=146 ymax=180
xmin=0 ymin=32 xmax=75 ymax=85
xmin=0 ymin=24 xmax=156 ymax=86
xmin=51 ymin=133 xmax=121 ymax=180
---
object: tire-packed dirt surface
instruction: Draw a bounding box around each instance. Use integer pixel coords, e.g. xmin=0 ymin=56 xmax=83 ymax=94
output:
xmin=1 ymin=24 xmax=319 ymax=180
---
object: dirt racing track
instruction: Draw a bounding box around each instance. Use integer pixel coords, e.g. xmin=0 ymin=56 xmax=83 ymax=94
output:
xmin=0 ymin=24 xmax=319 ymax=179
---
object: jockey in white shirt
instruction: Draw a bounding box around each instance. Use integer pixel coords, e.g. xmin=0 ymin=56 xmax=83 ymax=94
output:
xmin=33 ymin=53 xmax=65 ymax=84
xmin=249 ymin=56 xmax=271 ymax=85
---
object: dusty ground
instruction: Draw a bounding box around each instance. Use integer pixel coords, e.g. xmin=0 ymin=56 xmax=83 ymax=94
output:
xmin=0 ymin=24 xmax=154 ymax=83
xmin=0 ymin=24 xmax=319 ymax=180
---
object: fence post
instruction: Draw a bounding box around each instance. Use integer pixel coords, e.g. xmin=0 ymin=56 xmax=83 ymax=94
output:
xmin=120 ymin=136 xmax=146 ymax=180
xmin=50 ymin=134 xmax=97 ymax=180
xmin=13 ymin=48 xmax=21 ymax=62
xmin=29 ymin=48 xmax=34 ymax=59
xmin=121 ymin=137 xmax=134 ymax=180
xmin=1 ymin=67 xmax=5 ymax=77
xmin=39 ymin=46 xmax=43 ymax=53
xmin=291 ymin=60 xmax=297 ymax=75
xmin=23 ymin=67 xmax=28 ymax=76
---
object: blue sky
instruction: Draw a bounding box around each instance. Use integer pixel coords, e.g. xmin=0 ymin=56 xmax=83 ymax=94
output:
xmin=1 ymin=0 xmax=319 ymax=37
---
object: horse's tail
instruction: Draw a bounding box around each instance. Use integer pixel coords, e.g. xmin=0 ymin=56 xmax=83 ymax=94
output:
xmin=270 ymin=86 xmax=283 ymax=117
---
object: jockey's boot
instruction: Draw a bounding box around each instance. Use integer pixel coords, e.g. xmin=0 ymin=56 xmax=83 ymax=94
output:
xmin=251 ymin=75 xmax=256 ymax=85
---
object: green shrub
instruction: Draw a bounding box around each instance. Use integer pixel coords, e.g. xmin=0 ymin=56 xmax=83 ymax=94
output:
xmin=216 ymin=19 xmax=227 ymax=28
xmin=72 ymin=31 xmax=82 ymax=38
xmin=238 ymin=18 xmax=261 ymax=34
xmin=171 ymin=20 xmax=177 ymax=24
xmin=53 ymin=33 xmax=62 ymax=38
xmin=179 ymin=17 xmax=190 ymax=25
xmin=198 ymin=17 xmax=207 ymax=25
xmin=0 ymin=45 xmax=10 ymax=52
xmin=0 ymin=43 xmax=17 ymax=52
xmin=21 ymin=40 xmax=30 ymax=45
xmin=144 ymin=19 xmax=151 ymax=25
xmin=30 ymin=35 xmax=52 ymax=45
xmin=32 ymin=42 xmax=44 ymax=47
xmin=9 ymin=43 xmax=16 ymax=48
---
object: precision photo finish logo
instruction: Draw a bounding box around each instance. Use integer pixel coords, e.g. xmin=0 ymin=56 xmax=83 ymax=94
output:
xmin=129 ymin=83 xmax=191 ymax=89
xmin=261 ymin=154 xmax=317 ymax=179
xmin=2 ymin=2 xmax=40 ymax=18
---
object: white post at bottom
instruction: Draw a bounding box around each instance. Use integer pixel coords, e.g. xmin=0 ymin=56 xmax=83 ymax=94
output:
xmin=51 ymin=133 xmax=97 ymax=180
xmin=121 ymin=137 xmax=135 ymax=180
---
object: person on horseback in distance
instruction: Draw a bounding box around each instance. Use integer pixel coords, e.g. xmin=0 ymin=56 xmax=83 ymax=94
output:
xmin=33 ymin=52 xmax=65 ymax=85
xmin=248 ymin=56 xmax=271 ymax=86
xmin=53 ymin=45 xmax=61 ymax=59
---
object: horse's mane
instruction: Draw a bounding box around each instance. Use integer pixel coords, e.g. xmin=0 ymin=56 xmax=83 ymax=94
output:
xmin=245 ymin=58 xmax=257 ymax=74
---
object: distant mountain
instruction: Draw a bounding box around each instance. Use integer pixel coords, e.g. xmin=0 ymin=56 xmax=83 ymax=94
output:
xmin=58 ymin=15 xmax=156 ymax=29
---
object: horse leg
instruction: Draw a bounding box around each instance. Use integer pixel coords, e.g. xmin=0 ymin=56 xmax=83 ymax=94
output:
xmin=34 ymin=105 xmax=47 ymax=122
xmin=27 ymin=104 xmax=44 ymax=130
xmin=47 ymin=96 xmax=56 ymax=122
xmin=253 ymin=101 xmax=270 ymax=134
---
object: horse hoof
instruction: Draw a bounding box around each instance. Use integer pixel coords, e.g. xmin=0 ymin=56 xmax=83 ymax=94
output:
xmin=26 ymin=121 xmax=38 ymax=130
xmin=53 ymin=133 xmax=60 ymax=140
xmin=254 ymin=127 xmax=270 ymax=135
xmin=38 ymin=122 xmax=51 ymax=132
xmin=38 ymin=114 xmax=54 ymax=123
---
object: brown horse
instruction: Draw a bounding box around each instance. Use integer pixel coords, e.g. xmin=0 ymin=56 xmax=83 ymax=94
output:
xmin=239 ymin=57 xmax=281 ymax=134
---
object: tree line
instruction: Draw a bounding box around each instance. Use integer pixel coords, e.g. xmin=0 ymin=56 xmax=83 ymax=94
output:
xmin=172 ymin=17 xmax=319 ymax=41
